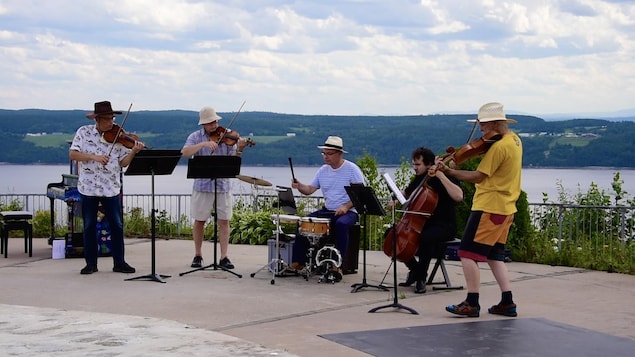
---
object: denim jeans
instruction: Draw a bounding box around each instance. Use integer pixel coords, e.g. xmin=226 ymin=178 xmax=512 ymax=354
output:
xmin=80 ymin=194 xmax=125 ymax=266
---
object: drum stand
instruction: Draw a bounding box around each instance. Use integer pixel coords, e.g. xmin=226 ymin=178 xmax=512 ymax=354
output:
xmin=250 ymin=187 xmax=295 ymax=284
xmin=301 ymin=242 xmax=316 ymax=281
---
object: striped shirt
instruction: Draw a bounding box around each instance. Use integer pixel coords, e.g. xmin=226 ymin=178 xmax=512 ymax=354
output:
xmin=183 ymin=128 xmax=236 ymax=193
xmin=310 ymin=160 xmax=365 ymax=211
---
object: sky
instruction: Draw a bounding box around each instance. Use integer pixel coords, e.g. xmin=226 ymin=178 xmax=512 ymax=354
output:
xmin=1 ymin=0 xmax=634 ymax=116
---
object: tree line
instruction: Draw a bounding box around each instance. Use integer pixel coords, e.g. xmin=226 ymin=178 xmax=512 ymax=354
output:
xmin=1 ymin=109 xmax=635 ymax=167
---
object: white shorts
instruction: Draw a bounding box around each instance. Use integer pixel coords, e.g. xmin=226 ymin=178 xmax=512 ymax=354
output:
xmin=191 ymin=190 xmax=233 ymax=221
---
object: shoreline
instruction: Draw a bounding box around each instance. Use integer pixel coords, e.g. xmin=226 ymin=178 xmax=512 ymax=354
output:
xmin=2 ymin=162 xmax=635 ymax=170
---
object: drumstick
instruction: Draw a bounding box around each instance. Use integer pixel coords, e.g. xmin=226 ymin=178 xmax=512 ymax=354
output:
xmin=288 ymin=157 xmax=297 ymax=182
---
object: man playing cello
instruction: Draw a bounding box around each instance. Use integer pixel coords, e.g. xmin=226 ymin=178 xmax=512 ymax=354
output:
xmin=389 ymin=147 xmax=463 ymax=293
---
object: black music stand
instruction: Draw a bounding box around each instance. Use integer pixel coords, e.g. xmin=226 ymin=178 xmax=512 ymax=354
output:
xmin=369 ymin=178 xmax=418 ymax=314
xmin=179 ymin=155 xmax=242 ymax=278
xmin=124 ymin=149 xmax=181 ymax=283
xmin=345 ymin=184 xmax=389 ymax=293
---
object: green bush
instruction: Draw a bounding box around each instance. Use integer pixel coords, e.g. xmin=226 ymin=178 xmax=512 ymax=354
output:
xmin=230 ymin=210 xmax=276 ymax=245
xmin=32 ymin=210 xmax=67 ymax=238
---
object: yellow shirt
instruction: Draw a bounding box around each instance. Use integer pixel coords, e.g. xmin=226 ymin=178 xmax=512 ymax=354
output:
xmin=472 ymin=133 xmax=523 ymax=215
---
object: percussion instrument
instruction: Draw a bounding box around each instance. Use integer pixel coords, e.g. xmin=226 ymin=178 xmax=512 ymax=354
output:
xmin=299 ymin=217 xmax=330 ymax=242
xmin=236 ymin=174 xmax=272 ymax=187
xmin=315 ymin=245 xmax=343 ymax=284
xmin=270 ymin=214 xmax=300 ymax=224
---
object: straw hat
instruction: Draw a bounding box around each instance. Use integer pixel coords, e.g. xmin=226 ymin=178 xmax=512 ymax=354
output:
xmin=467 ymin=102 xmax=517 ymax=124
xmin=317 ymin=136 xmax=348 ymax=153
xmin=198 ymin=106 xmax=222 ymax=125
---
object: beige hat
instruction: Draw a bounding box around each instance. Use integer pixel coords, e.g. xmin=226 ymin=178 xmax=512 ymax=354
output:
xmin=467 ymin=102 xmax=517 ymax=124
xmin=198 ymin=106 xmax=222 ymax=125
xmin=317 ymin=136 xmax=348 ymax=153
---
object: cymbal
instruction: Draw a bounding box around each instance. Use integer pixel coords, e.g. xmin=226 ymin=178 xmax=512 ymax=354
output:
xmin=236 ymin=174 xmax=272 ymax=187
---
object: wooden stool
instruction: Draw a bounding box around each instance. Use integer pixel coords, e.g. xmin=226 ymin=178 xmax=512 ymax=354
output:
xmin=1 ymin=211 xmax=33 ymax=258
xmin=426 ymin=238 xmax=463 ymax=290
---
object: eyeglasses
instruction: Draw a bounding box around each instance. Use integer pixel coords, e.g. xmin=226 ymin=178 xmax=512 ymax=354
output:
xmin=97 ymin=115 xmax=115 ymax=120
xmin=321 ymin=151 xmax=339 ymax=156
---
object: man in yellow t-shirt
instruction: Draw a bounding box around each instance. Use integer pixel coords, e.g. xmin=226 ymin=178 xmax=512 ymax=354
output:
xmin=438 ymin=102 xmax=522 ymax=318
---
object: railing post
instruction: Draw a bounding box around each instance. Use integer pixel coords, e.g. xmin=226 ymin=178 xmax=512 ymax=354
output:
xmin=557 ymin=205 xmax=564 ymax=251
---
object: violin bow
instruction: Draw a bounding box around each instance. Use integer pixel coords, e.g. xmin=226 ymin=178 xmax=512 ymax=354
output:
xmin=217 ymin=100 xmax=246 ymax=144
xmin=107 ymin=103 xmax=133 ymax=156
xmin=465 ymin=117 xmax=479 ymax=144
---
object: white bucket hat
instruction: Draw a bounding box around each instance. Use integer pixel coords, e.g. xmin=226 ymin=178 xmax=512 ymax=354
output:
xmin=467 ymin=102 xmax=517 ymax=124
xmin=198 ymin=106 xmax=222 ymax=125
xmin=317 ymin=136 xmax=348 ymax=153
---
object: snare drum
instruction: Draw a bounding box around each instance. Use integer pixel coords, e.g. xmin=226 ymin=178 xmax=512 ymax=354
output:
xmin=299 ymin=217 xmax=330 ymax=241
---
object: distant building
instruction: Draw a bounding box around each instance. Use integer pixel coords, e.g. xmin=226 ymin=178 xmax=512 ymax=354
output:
xmin=286 ymin=133 xmax=296 ymax=137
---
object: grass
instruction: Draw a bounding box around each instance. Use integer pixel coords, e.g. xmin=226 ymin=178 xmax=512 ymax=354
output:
xmin=550 ymin=136 xmax=595 ymax=147
xmin=24 ymin=133 xmax=159 ymax=147
xmin=24 ymin=134 xmax=74 ymax=147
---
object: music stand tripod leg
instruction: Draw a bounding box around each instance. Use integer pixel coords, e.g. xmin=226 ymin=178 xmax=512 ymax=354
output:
xmin=350 ymin=213 xmax=389 ymax=293
xmin=368 ymin=198 xmax=418 ymax=314
xmin=125 ymin=168 xmax=171 ymax=283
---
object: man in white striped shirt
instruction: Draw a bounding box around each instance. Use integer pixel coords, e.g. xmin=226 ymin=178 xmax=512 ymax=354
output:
xmin=290 ymin=136 xmax=366 ymax=275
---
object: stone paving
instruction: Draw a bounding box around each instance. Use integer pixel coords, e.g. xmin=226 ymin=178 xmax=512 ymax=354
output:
xmin=1 ymin=238 xmax=633 ymax=356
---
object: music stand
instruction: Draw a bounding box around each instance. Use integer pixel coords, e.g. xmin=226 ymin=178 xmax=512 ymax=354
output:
xmin=345 ymin=184 xmax=389 ymax=293
xmin=179 ymin=155 xmax=242 ymax=278
xmin=369 ymin=176 xmax=418 ymax=314
xmin=124 ymin=149 xmax=181 ymax=283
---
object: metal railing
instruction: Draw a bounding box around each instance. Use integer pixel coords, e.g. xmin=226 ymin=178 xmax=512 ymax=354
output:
xmin=3 ymin=193 xmax=634 ymax=247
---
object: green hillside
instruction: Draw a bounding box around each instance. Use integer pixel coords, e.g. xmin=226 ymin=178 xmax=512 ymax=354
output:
xmin=2 ymin=109 xmax=635 ymax=167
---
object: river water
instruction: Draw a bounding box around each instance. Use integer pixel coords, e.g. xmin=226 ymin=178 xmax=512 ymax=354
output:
xmin=2 ymin=164 xmax=635 ymax=203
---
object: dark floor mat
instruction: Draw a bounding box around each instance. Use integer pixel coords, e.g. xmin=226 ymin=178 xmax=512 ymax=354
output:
xmin=320 ymin=318 xmax=634 ymax=357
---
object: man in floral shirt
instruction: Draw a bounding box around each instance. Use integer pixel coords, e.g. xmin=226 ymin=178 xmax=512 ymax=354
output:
xmin=70 ymin=101 xmax=144 ymax=275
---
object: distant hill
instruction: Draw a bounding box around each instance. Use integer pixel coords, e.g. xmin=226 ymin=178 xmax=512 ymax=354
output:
xmin=1 ymin=109 xmax=635 ymax=168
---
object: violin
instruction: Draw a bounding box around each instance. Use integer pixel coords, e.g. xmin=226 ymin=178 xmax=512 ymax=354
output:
xmin=101 ymin=124 xmax=144 ymax=149
xmin=441 ymin=130 xmax=502 ymax=166
xmin=210 ymin=126 xmax=256 ymax=147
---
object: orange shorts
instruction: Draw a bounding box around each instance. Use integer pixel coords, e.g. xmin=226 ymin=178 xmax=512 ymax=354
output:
xmin=458 ymin=211 xmax=514 ymax=262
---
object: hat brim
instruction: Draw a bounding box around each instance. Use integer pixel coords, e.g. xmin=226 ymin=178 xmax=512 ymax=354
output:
xmin=198 ymin=117 xmax=222 ymax=125
xmin=467 ymin=118 xmax=517 ymax=124
xmin=317 ymin=145 xmax=348 ymax=153
xmin=86 ymin=111 xmax=123 ymax=119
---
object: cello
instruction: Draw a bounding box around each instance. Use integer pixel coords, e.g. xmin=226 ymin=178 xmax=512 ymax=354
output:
xmin=383 ymin=176 xmax=438 ymax=262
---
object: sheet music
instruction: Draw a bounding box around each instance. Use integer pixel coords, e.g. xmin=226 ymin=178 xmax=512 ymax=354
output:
xmin=382 ymin=173 xmax=407 ymax=205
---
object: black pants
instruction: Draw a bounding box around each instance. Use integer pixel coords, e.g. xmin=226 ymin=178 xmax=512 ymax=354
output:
xmin=404 ymin=225 xmax=453 ymax=281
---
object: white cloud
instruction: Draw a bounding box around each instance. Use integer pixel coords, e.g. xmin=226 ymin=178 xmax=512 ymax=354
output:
xmin=0 ymin=0 xmax=634 ymax=116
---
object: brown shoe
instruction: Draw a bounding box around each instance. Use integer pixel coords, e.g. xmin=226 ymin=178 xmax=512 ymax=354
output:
xmin=445 ymin=301 xmax=480 ymax=317
xmin=488 ymin=303 xmax=518 ymax=317
xmin=289 ymin=262 xmax=305 ymax=271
